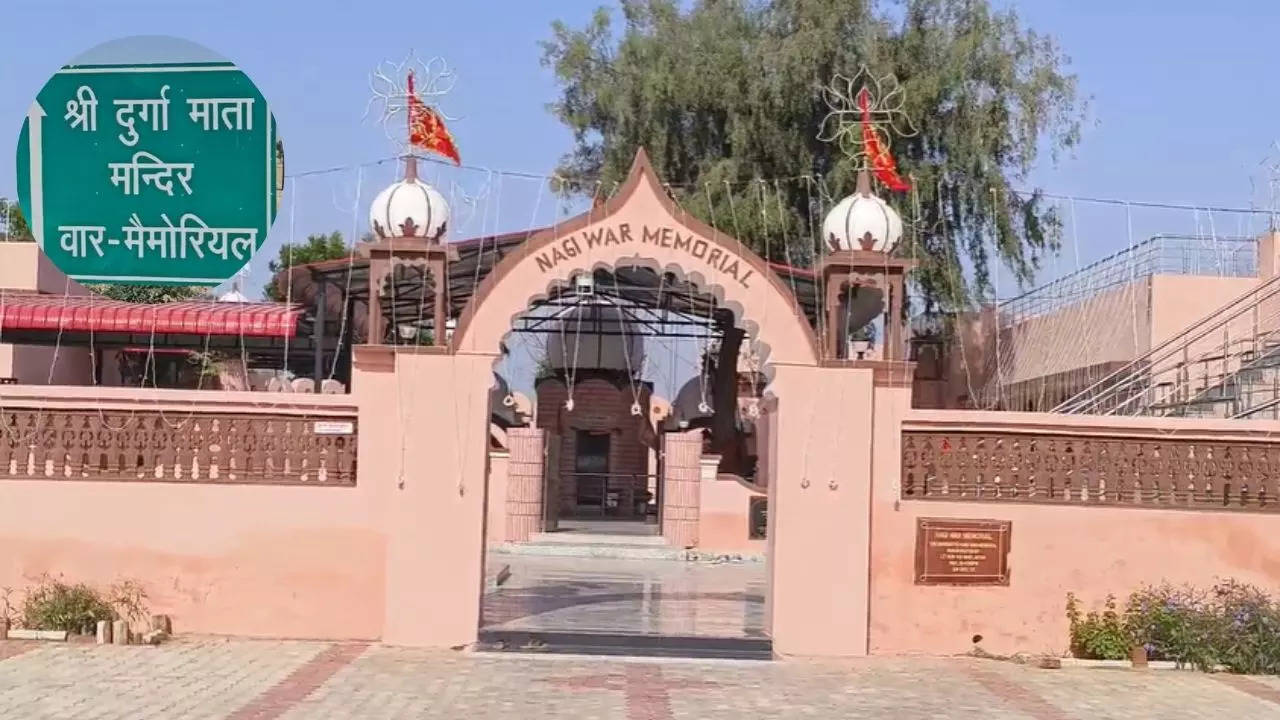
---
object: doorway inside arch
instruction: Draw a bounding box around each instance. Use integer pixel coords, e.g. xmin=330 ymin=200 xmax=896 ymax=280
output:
xmin=479 ymin=264 xmax=796 ymax=658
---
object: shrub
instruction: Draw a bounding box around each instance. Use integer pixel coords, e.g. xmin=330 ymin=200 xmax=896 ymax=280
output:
xmin=105 ymin=579 xmax=150 ymax=626
xmin=1 ymin=586 xmax=15 ymax=628
xmin=1124 ymin=583 xmax=1217 ymax=671
xmin=19 ymin=575 xmax=149 ymax=634
xmin=1209 ymin=579 xmax=1280 ymax=675
xmin=22 ymin=577 xmax=114 ymax=633
xmin=1066 ymin=592 xmax=1131 ymax=660
xmin=1068 ymin=579 xmax=1280 ymax=674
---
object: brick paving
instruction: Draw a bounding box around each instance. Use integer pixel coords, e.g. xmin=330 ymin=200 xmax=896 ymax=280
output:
xmin=4 ymin=638 xmax=1280 ymax=718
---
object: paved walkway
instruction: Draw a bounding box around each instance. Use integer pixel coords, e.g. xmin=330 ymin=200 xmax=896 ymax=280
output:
xmin=482 ymin=555 xmax=766 ymax=638
xmin=4 ymin=638 xmax=1280 ymax=718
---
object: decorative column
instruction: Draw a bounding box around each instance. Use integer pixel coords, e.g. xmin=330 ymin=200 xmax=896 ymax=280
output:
xmin=504 ymin=427 xmax=546 ymax=543
xmin=359 ymin=239 xmax=457 ymax=345
xmin=661 ymin=429 xmax=702 ymax=548
xmin=360 ymin=155 xmax=456 ymax=346
xmin=819 ymin=251 xmax=915 ymax=361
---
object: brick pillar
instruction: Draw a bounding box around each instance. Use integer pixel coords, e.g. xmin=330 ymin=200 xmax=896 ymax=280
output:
xmin=661 ymin=430 xmax=701 ymax=548
xmin=505 ymin=428 xmax=545 ymax=543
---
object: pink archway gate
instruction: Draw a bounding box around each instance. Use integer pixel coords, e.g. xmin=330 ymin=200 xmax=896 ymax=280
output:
xmin=451 ymin=149 xmax=821 ymax=368
xmin=366 ymin=149 xmax=882 ymax=658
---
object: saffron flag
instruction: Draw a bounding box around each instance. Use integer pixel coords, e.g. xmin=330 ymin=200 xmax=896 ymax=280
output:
xmin=858 ymin=87 xmax=910 ymax=193
xmin=407 ymin=72 xmax=461 ymax=166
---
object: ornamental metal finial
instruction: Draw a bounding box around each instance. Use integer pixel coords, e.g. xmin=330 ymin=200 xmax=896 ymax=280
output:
xmin=817 ymin=66 xmax=918 ymax=192
xmin=363 ymin=51 xmax=459 ymax=155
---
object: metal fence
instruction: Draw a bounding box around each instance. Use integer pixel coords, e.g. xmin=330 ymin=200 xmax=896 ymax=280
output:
xmin=997 ymin=234 xmax=1257 ymax=325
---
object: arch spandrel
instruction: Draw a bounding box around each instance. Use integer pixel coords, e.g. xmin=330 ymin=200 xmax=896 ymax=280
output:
xmin=451 ymin=149 xmax=821 ymax=368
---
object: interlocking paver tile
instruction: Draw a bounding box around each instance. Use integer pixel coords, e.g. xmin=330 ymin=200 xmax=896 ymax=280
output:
xmin=4 ymin=638 xmax=1280 ymax=719
xmin=0 ymin=639 xmax=322 ymax=720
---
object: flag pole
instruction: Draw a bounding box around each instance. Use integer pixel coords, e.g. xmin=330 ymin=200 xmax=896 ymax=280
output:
xmin=406 ymin=70 xmax=415 ymax=147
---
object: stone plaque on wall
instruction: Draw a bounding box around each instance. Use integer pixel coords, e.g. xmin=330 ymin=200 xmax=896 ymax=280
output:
xmin=914 ymin=518 xmax=1011 ymax=586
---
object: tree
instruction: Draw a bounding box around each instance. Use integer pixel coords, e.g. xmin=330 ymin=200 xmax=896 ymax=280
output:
xmin=541 ymin=0 xmax=1083 ymax=309
xmin=263 ymin=231 xmax=352 ymax=301
xmin=0 ymin=198 xmax=31 ymax=241
xmin=88 ymin=284 xmax=207 ymax=303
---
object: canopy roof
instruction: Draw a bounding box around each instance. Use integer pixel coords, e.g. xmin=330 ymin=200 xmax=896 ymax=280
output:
xmin=0 ymin=225 xmax=823 ymax=381
xmin=283 ymin=228 xmax=822 ymax=339
xmin=0 ymin=291 xmax=304 ymax=338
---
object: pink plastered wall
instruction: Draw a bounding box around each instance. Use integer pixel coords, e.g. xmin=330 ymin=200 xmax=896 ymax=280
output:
xmin=355 ymin=349 xmax=493 ymax=647
xmin=0 ymin=243 xmax=96 ymax=384
xmin=485 ymin=449 xmax=510 ymax=546
xmin=697 ymin=455 xmax=765 ymax=554
xmin=0 ymin=386 xmax=383 ymax=640
xmin=1000 ymin=280 xmax=1151 ymax=385
xmin=767 ymin=365 xmax=875 ymax=657
xmin=1149 ymin=274 xmax=1257 ymax=348
xmin=1149 ymin=274 xmax=1258 ymax=393
xmin=868 ymin=401 xmax=1280 ymax=657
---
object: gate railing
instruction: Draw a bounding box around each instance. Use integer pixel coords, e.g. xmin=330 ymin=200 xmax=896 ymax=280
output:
xmin=902 ymin=411 xmax=1280 ymax=512
xmin=0 ymin=386 xmax=358 ymax=486
xmin=1054 ymin=272 xmax=1280 ymax=416
xmin=564 ymin=472 xmax=659 ymax=517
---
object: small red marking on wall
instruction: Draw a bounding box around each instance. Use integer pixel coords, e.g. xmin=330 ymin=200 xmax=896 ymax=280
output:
xmin=1216 ymin=674 xmax=1280 ymax=706
xmin=546 ymin=663 xmax=721 ymax=720
xmin=226 ymin=642 xmax=368 ymax=720
xmin=940 ymin=438 xmax=952 ymax=452
xmin=964 ymin=665 xmax=1072 ymax=720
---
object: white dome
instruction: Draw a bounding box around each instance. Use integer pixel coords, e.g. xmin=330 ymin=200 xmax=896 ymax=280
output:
xmin=545 ymin=306 xmax=644 ymax=372
xmin=369 ymin=158 xmax=449 ymax=241
xmin=823 ymin=173 xmax=903 ymax=253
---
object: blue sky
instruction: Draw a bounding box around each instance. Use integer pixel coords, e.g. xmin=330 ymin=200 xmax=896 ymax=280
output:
xmin=2 ymin=0 xmax=1278 ymax=312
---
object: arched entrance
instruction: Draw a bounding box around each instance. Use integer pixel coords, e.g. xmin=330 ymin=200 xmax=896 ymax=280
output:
xmin=456 ymin=150 xmax=821 ymax=656
xmin=452 ymin=150 xmax=820 ymax=367
xmin=360 ymin=149 xmax=887 ymax=658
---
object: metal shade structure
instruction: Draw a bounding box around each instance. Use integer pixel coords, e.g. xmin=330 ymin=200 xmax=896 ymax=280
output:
xmin=281 ymin=228 xmax=823 ymax=346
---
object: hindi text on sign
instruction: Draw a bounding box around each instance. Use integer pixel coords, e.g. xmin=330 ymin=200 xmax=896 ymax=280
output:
xmin=20 ymin=61 xmax=278 ymax=285
xmin=113 ymin=85 xmax=170 ymax=147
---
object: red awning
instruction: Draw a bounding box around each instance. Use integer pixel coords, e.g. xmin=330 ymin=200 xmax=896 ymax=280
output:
xmin=0 ymin=293 xmax=304 ymax=338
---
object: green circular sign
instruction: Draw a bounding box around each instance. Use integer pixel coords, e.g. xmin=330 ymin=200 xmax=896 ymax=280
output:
xmin=15 ymin=37 xmax=282 ymax=286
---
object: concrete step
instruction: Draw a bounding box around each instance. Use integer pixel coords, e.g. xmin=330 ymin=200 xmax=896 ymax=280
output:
xmin=529 ymin=531 xmax=667 ymax=546
xmin=490 ymin=541 xmax=766 ymax=563
xmin=493 ymin=541 xmax=688 ymax=561
xmin=476 ymin=629 xmax=772 ymax=661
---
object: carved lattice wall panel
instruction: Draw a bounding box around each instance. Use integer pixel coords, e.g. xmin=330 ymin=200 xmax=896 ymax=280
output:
xmin=901 ymin=431 xmax=1280 ymax=511
xmin=0 ymin=409 xmax=357 ymax=486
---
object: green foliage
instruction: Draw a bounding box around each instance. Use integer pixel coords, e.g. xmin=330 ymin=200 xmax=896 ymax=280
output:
xmin=186 ymin=350 xmax=228 ymax=379
xmin=1123 ymin=582 xmax=1216 ymax=670
xmin=88 ymin=284 xmax=207 ymax=304
xmin=106 ymin=578 xmax=150 ymax=626
xmin=1065 ymin=592 xmax=1131 ymax=661
xmin=1206 ymin=580 xmax=1280 ymax=675
xmin=542 ymin=0 xmax=1084 ymax=309
xmin=20 ymin=575 xmax=148 ymax=634
xmin=1069 ymin=581 xmax=1280 ymax=673
xmin=0 ymin=198 xmax=31 ymax=241
xmin=535 ymin=358 xmax=556 ymax=381
xmin=1 ymin=586 xmax=16 ymax=628
xmin=263 ymin=231 xmax=351 ymax=301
